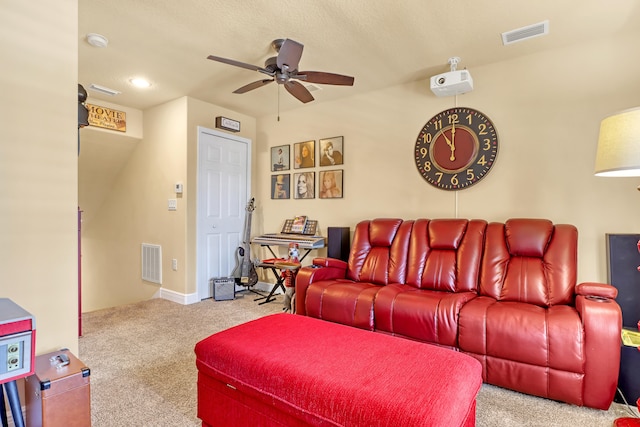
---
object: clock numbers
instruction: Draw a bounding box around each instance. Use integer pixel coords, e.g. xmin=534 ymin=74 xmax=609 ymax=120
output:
xmin=465 ymin=113 xmax=473 ymax=125
xmin=414 ymin=107 xmax=499 ymax=191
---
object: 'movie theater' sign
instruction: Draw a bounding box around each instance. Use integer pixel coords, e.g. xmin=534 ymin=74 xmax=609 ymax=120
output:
xmin=86 ymin=103 xmax=126 ymax=132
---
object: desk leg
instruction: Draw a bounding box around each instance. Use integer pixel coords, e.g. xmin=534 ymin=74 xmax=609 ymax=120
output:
xmin=4 ymin=381 xmax=24 ymax=427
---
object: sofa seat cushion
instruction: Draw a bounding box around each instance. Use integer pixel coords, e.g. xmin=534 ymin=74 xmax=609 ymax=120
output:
xmin=305 ymin=279 xmax=380 ymax=330
xmin=374 ymin=283 xmax=478 ymax=347
xmin=458 ymin=296 xmax=587 ymax=405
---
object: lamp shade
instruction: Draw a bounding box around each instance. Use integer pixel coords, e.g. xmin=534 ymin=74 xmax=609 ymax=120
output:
xmin=594 ymin=107 xmax=640 ymax=177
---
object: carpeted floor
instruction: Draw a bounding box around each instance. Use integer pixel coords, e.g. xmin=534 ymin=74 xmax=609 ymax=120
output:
xmin=79 ymin=295 xmax=637 ymax=426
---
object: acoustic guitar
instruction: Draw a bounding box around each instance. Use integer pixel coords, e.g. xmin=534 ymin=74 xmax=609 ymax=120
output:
xmin=231 ymin=198 xmax=258 ymax=287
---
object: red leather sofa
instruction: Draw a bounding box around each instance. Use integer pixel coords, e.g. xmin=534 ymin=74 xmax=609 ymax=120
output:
xmin=295 ymin=218 xmax=623 ymax=410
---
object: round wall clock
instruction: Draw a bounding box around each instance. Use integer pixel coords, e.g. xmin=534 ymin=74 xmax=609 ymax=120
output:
xmin=414 ymin=107 xmax=499 ymax=190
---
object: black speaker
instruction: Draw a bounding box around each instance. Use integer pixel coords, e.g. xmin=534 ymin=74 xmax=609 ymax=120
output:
xmin=606 ymin=234 xmax=640 ymax=327
xmin=327 ymin=227 xmax=350 ymax=262
xmin=606 ymin=234 xmax=640 ymax=404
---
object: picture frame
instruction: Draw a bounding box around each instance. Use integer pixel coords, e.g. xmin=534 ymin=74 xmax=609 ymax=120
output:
xmin=319 ymin=169 xmax=343 ymax=199
xmin=319 ymin=136 xmax=344 ymax=167
xmin=271 ymin=174 xmax=290 ymax=199
xmin=293 ymin=140 xmax=315 ymax=169
xmin=270 ymin=145 xmax=290 ymax=172
xmin=293 ymin=172 xmax=315 ymax=199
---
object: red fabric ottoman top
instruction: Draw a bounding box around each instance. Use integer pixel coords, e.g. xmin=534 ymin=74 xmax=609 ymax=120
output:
xmin=195 ymin=313 xmax=482 ymax=427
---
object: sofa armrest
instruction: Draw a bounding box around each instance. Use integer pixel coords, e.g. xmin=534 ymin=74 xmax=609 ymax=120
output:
xmin=295 ymin=257 xmax=348 ymax=316
xmin=311 ymin=257 xmax=349 ymax=269
xmin=575 ymin=289 xmax=622 ymax=409
xmin=576 ymin=282 xmax=618 ymax=300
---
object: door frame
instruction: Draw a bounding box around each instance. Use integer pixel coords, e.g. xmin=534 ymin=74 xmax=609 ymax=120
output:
xmin=196 ymin=126 xmax=251 ymax=301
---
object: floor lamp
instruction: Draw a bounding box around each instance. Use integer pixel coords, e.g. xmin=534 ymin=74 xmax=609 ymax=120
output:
xmin=594 ymin=106 xmax=640 ymax=426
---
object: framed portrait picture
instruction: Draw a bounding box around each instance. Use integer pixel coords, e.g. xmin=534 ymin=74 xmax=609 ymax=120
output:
xmin=319 ymin=136 xmax=344 ymax=167
xmin=271 ymin=174 xmax=290 ymax=199
xmin=271 ymin=145 xmax=290 ymax=172
xmin=319 ymin=169 xmax=343 ymax=199
xmin=293 ymin=172 xmax=315 ymax=199
xmin=293 ymin=140 xmax=315 ymax=169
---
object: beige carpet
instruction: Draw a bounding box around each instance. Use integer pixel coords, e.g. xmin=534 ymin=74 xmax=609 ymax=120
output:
xmin=79 ymin=295 xmax=637 ymax=426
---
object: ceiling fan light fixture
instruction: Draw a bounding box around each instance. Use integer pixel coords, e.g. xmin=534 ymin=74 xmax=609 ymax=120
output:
xmin=86 ymin=33 xmax=109 ymax=48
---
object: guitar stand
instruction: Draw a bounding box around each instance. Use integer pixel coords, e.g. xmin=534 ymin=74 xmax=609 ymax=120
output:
xmin=254 ymin=263 xmax=286 ymax=305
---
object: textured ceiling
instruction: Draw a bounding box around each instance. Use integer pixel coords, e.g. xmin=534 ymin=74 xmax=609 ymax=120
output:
xmin=79 ymin=0 xmax=640 ymax=118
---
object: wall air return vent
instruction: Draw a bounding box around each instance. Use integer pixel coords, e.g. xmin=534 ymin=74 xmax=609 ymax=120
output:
xmin=502 ymin=20 xmax=549 ymax=45
xmin=141 ymin=243 xmax=162 ymax=284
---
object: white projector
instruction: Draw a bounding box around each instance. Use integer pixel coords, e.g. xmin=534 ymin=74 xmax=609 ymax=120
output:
xmin=430 ymin=70 xmax=474 ymax=97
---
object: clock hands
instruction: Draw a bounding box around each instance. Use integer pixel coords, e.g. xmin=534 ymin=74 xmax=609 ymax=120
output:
xmin=443 ymin=128 xmax=456 ymax=161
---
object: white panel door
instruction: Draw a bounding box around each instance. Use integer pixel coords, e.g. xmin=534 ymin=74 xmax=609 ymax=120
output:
xmin=197 ymin=127 xmax=251 ymax=300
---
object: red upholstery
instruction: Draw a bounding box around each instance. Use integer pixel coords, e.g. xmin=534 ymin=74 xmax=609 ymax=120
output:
xmin=374 ymin=219 xmax=486 ymax=346
xmin=195 ymin=313 xmax=482 ymax=427
xmin=300 ymin=219 xmax=412 ymax=330
xmin=295 ymin=218 xmax=623 ymax=409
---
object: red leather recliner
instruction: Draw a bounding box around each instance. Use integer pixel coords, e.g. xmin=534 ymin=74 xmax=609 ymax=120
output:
xmin=295 ymin=218 xmax=623 ymax=409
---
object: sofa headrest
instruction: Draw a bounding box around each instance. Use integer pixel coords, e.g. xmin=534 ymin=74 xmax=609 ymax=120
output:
xmin=429 ymin=219 xmax=468 ymax=250
xmin=369 ymin=218 xmax=404 ymax=246
xmin=505 ymin=219 xmax=553 ymax=257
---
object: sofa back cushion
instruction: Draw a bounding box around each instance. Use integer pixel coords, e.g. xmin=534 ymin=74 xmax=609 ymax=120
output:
xmin=346 ymin=219 xmax=413 ymax=285
xmin=479 ymin=219 xmax=577 ymax=307
xmin=405 ymin=219 xmax=487 ymax=292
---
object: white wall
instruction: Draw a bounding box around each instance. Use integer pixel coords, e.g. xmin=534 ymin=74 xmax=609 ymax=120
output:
xmin=255 ymin=33 xmax=640 ymax=284
xmin=0 ymin=1 xmax=79 ymax=354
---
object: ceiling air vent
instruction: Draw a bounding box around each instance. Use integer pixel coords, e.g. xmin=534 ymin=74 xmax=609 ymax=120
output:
xmin=88 ymin=83 xmax=121 ymax=96
xmin=501 ymin=20 xmax=549 ymax=45
xmin=304 ymin=83 xmax=321 ymax=92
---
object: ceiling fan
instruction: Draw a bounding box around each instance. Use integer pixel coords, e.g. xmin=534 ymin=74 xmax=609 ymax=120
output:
xmin=207 ymin=38 xmax=355 ymax=104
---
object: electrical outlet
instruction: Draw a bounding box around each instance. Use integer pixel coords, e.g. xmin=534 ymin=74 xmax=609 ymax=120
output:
xmin=172 ymin=259 xmax=178 ymax=271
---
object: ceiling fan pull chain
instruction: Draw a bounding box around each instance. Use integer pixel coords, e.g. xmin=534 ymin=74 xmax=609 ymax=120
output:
xmin=277 ymin=85 xmax=281 ymax=122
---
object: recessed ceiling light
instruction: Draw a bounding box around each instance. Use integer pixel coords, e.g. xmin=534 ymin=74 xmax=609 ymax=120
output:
xmin=130 ymin=78 xmax=151 ymax=88
xmin=86 ymin=33 xmax=108 ymax=48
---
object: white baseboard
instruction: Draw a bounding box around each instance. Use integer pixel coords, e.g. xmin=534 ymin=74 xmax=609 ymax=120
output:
xmin=152 ymin=288 xmax=200 ymax=305
xmin=151 ymin=281 xmax=282 ymax=306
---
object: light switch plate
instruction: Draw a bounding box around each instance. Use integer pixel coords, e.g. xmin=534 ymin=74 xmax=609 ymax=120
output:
xmin=168 ymin=199 xmax=177 ymax=211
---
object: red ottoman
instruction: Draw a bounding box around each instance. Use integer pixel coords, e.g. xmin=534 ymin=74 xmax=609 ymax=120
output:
xmin=195 ymin=313 xmax=482 ymax=427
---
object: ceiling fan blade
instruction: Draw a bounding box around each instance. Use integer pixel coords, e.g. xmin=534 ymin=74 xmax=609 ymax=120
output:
xmin=207 ymin=55 xmax=269 ymax=74
xmin=277 ymin=39 xmax=304 ymax=72
xmin=284 ymin=80 xmax=314 ymax=103
xmin=296 ymin=71 xmax=355 ymax=86
xmin=233 ymin=79 xmax=274 ymax=94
